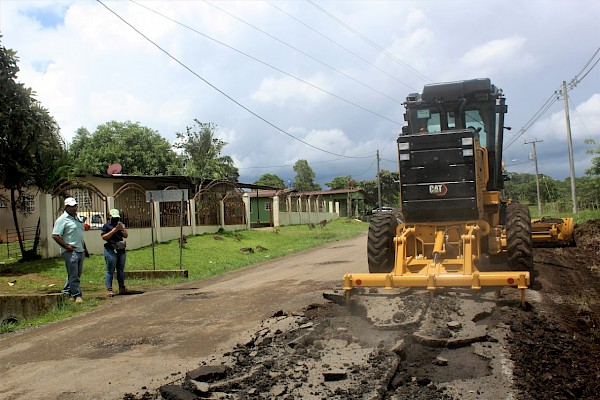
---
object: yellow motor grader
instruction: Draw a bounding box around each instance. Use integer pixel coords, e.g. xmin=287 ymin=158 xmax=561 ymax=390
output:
xmin=343 ymin=78 xmax=573 ymax=304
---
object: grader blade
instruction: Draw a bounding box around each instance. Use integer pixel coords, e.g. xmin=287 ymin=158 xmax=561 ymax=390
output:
xmin=531 ymin=217 xmax=575 ymax=247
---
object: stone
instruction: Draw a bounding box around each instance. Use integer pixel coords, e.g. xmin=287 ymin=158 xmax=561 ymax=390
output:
xmin=323 ymin=370 xmax=348 ymax=381
xmin=158 ymin=384 xmax=197 ymax=400
xmin=433 ymin=356 xmax=449 ymax=366
xmin=447 ymin=321 xmax=462 ymax=330
xmin=186 ymin=365 xmax=230 ymax=382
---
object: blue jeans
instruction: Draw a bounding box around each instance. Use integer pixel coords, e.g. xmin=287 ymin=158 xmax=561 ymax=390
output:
xmin=62 ymin=251 xmax=84 ymax=298
xmin=104 ymin=247 xmax=126 ymax=290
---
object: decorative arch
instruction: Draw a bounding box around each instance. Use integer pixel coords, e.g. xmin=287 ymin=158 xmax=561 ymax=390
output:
xmin=113 ymin=183 xmax=151 ymax=228
xmin=52 ymin=180 xmax=107 ymax=220
xmin=223 ymin=192 xmax=246 ymax=225
xmin=193 ymin=180 xmax=247 ymax=226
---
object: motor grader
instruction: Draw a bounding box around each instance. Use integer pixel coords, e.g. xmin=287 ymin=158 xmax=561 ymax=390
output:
xmin=343 ymin=78 xmax=573 ymax=304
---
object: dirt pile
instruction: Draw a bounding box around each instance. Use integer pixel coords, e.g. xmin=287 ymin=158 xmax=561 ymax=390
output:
xmin=505 ymin=219 xmax=600 ymax=399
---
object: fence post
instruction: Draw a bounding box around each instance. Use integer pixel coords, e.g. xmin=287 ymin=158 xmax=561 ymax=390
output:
xmin=242 ymin=193 xmax=251 ymax=230
xmin=189 ymin=199 xmax=197 ymax=236
xmin=154 ymin=201 xmax=162 ymax=243
xmin=219 ymin=199 xmax=225 ymax=230
xmin=273 ymin=195 xmax=280 ymax=227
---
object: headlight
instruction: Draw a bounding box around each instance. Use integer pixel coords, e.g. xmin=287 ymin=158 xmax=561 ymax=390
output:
xmin=400 ymin=153 xmax=411 ymax=161
xmin=462 ymin=137 xmax=473 ymax=146
xmin=463 ymin=149 xmax=474 ymax=157
xmin=398 ymin=142 xmax=410 ymax=151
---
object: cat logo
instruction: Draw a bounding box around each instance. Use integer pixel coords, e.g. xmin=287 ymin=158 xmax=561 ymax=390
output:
xmin=429 ymin=184 xmax=448 ymax=197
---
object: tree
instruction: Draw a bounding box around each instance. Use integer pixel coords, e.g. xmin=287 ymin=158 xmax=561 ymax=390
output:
xmin=504 ymin=172 xmax=539 ymax=204
xmin=325 ymin=175 xmax=353 ymax=190
xmin=175 ymin=120 xmax=239 ymax=180
xmin=70 ymin=121 xmax=182 ymax=176
xmin=255 ymin=174 xmax=285 ymax=188
xmin=585 ymin=139 xmax=600 ymax=176
xmin=357 ymin=170 xmax=399 ymax=209
xmin=0 ymin=37 xmax=67 ymax=260
xmin=292 ymin=160 xmax=321 ymax=191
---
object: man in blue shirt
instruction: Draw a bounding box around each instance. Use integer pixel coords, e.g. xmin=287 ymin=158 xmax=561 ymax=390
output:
xmin=52 ymin=197 xmax=86 ymax=303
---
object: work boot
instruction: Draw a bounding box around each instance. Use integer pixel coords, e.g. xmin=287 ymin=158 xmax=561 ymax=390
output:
xmin=119 ymin=287 xmax=128 ymax=295
xmin=75 ymin=297 xmax=83 ymax=304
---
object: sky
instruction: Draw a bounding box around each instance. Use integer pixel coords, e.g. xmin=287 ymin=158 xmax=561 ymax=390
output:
xmin=1 ymin=0 xmax=599 ymax=188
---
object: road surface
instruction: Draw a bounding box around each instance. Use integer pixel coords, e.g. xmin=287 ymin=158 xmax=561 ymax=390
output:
xmin=0 ymin=235 xmax=369 ymax=399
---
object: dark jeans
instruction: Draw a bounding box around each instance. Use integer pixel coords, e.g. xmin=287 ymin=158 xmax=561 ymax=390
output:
xmin=104 ymin=247 xmax=126 ymax=290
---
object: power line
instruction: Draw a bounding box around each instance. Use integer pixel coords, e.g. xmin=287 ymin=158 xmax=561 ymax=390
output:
xmin=350 ymin=157 xmax=377 ymax=178
xmin=506 ymin=46 xmax=600 ymax=150
xmin=266 ymin=0 xmax=415 ymax=90
xmin=306 ymin=0 xmax=432 ymax=83
xmin=504 ymin=91 xmax=559 ymax=150
xmin=568 ymin=46 xmax=600 ymax=88
xmin=238 ymin=156 xmax=357 ymax=170
xmin=129 ymin=0 xmax=402 ymax=126
xmin=98 ymin=0 xmax=375 ymax=159
xmin=202 ymin=0 xmax=406 ymax=105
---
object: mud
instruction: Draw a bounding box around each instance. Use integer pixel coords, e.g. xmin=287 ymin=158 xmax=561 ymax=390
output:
xmin=128 ymin=220 xmax=600 ymax=400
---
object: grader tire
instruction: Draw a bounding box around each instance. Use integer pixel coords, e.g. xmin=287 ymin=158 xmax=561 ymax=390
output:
xmin=506 ymin=203 xmax=534 ymax=281
xmin=367 ymin=213 xmax=399 ymax=273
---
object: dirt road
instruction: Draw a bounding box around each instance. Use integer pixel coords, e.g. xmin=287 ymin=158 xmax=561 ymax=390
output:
xmin=0 ymin=235 xmax=370 ymax=399
xmin=1 ymin=221 xmax=599 ymax=400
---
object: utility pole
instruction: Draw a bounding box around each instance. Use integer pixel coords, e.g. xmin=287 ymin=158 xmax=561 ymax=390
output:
xmin=562 ymin=81 xmax=578 ymax=214
xmin=376 ymin=150 xmax=382 ymax=209
xmin=525 ymin=139 xmax=543 ymax=217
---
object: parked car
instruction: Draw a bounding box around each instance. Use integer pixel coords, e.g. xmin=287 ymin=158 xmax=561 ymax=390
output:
xmin=369 ymin=207 xmax=395 ymax=215
xmin=77 ymin=211 xmax=106 ymax=229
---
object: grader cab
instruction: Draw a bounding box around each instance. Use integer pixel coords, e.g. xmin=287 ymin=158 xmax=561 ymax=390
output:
xmin=344 ymin=79 xmax=538 ymax=302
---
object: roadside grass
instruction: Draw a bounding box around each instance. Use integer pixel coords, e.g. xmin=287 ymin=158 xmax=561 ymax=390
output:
xmin=0 ymin=219 xmax=367 ymax=332
xmin=528 ymin=207 xmax=600 ymax=225
xmin=0 ymin=298 xmax=102 ymax=334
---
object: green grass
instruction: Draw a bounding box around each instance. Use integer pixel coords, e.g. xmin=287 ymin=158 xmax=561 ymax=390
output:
xmin=0 ymin=219 xmax=368 ymax=332
xmin=528 ymin=206 xmax=600 ymax=224
xmin=0 ymin=297 xmax=101 ymax=334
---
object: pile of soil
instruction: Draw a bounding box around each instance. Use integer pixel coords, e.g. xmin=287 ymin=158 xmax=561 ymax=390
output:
xmin=124 ymin=220 xmax=600 ymax=400
xmin=506 ymin=219 xmax=600 ymax=399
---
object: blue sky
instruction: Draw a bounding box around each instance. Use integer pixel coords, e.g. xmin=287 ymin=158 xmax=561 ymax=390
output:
xmin=1 ymin=0 xmax=599 ymax=186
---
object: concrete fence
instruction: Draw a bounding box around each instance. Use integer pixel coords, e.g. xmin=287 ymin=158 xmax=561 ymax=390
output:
xmin=36 ymin=194 xmax=338 ymax=259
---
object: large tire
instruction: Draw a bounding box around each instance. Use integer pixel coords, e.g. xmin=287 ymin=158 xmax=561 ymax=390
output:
xmin=506 ymin=203 xmax=534 ymax=278
xmin=367 ymin=212 xmax=401 ymax=273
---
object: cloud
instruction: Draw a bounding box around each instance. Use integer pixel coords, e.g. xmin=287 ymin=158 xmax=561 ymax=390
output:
xmin=533 ymin=93 xmax=600 ymax=142
xmin=250 ymin=73 xmax=330 ymax=108
xmin=455 ymin=36 xmax=536 ymax=78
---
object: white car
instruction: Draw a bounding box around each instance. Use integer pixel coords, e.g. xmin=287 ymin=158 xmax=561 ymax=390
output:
xmin=77 ymin=211 xmax=106 ymax=229
xmin=371 ymin=207 xmax=394 ymax=214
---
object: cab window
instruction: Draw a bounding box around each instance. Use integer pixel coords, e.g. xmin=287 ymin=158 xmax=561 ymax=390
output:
xmin=465 ymin=109 xmax=486 ymax=146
